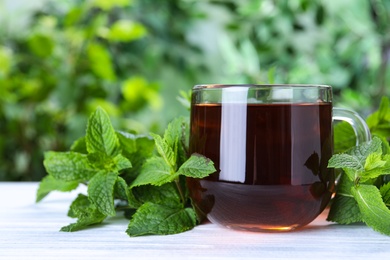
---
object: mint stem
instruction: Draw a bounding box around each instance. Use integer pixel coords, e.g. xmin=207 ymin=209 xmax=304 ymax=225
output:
xmin=174 ymin=179 xmax=185 ymax=204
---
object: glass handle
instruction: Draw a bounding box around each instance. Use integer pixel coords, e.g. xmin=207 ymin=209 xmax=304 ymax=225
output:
xmin=333 ymin=107 xmax=371 ymax=145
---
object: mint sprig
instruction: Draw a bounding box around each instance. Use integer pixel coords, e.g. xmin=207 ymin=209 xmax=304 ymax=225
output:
xmin=328 ymin=97 xmax=390 ymax=236
xmin=328 ymin=137 xmax=390 ymax=235
xmin=127 ymin=117 xmax=215 ymax=236
xmin=37 ymin=107 xmax=215 ymax=236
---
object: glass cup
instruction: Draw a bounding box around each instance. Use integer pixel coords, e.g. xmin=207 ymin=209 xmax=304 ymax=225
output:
xmin=187 ymin=84 xmax=371 ymax=232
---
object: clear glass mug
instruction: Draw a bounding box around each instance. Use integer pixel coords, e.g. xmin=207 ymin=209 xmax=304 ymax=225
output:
xmin=187 ymin=84 xmax=371 ymax=232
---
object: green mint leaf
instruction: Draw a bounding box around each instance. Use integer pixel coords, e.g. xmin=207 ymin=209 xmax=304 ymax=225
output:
xmin=61 ymin=194 xmax=106 ymax=232
xmin=351 ymin=184 xmax=390 ymax=235
xmin=378 ymin=96 xmax=390 ymax=121
xmin=150 ymin=132 xmax=176 ymax=168
xmin=367 ymin=97 xmax=390 ymax=139
xmin=163 ymin=116 xmax=189 ymax=166
xmin=130 ymin=157 xmax=173 ymax=187
xmin=327 ymin=195 xmax=362 ymax=224
xmin=327 ymin=173 xmax=362 ymax=223
xmin=380 ymin=136 xmax=390 ymax=155
xmin=364 ymin=152 xmax=387 ymax=171
xmin=120 ymin=135 xmax=155 ymax=182
xmin=87 ymin=152 xmax=113 ymax=168
xmin=67 ymin=194 xmax=90 ymax=218
xmin=126 ymin=202 xmax=196 ymax=236
xmin=380 ymin=182 xmax=390 ymax=208
xmin=347 ymin=137 xmax=382 ymax=163
xmin=132 ymin=183 xmax=182 ymax=208
xmin=384 ymin=154 xmax=390 ymax=163
xmin=87 ymin=152 xmax=131 ymax=172
xmin=113 ymin=154 xmax=132 ymax=171
xmin=334 ymin=122 xmax=356 ymax=154
xmin=328 ymin=137 xmax=384 ymax=182
xmin=163 ymin=117 xmax=181 ymax=149
xmin=114 ymin=176 xmax=130 ymax=201
xmin=88 ymin=171 xmax=118 ymax=216
xmin=328 ymin=153 xmax=363 ymax=171
xmin=70 ymin=136 xmax=87 ymax=154
xmin=36 ymin=175 xmax=79 ymax=202
xmin=86 ymin=107 xmax=120 ymax=157
xmin=116 ymin=131 xmax=137 ymax=154
xmin=328 ymin=157 xmax=360 ymax=182
xmin=127 ymin=190 xmax=143 ymax=209
xmin=359 ymin=168 xmax=390 ymax=184
xmin=44 ymin=151 xmax=96 ymax=182
xmin=177 ymin=154 xmax=216 ymax=178
xmin=358 ymin=152 xmax=389 ymax=183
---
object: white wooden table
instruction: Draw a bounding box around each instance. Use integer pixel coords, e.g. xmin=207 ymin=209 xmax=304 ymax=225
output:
xmin=1 ymin=182 xmax=390 ymax=260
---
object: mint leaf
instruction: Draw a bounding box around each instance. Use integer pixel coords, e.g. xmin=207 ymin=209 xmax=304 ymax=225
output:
xmin=378 ymin=96 xmax=390 ymax=121
xmin=381 ymin=136 xmax=390 ymax=155
xmin=358 ymin=152 xmax=390 ymax=183
xmin=43 ymin=151 xmax=96 ymax=182
xmin=87 ymin=151 xmax=113 ymax=168
xmin=131 ymin=154 xmax=215 ymax=188
xmin=126 ymin=190 xmax=143 ymax=209
xmin=328 ymin=137 xmax=384 ymax=182
xmin=328 ymin=195 xmax=362 ymax=224
xmin=150 ymin=132 xmax=176 ymax=168
xmin=88 ymin=171 xmax=118 ymax=216
xmin=364 ymin=152 xmax=387 ymax=171
xmin=61 ymin=194 xmax=106 ymax=232
xmin=86 ymin=107 xmax=120 ymax=157
xmin=163 ymin=117 xmax=184 ymax=149
xmin=380 ymin=183 xmax=390 ymax=208
xmin=130 ymin=157 xmax=172 ymax=187
xmin=116 ymin=131 xmax=137 ymax=154
xmin=328 ymin=154 xmax=363 ymax=172
xmin=70 ymin=136 xmax=87 ymax=154
xmin=132 ymin=183 xmax=182 ymax=208
xmin=351 ymin=184 xmax=390 ymax=235
xmin=67 ymin=194 xmax=92 ymax=218
xmin=86 ymin=152 xmax=131 ymax=172
xmin=163 ymin=116 xmax=189 ymax=166
xmin=36 ymin=175 xmax=79 ymax=202
xmin=327 ymin=173 xmax=362 ymax=224
xmin=114 ymin=176 xmax=130 ymax=201
xmin=346 ymin=137 xmax=382 ymax=165
xmin=367 ymin=97 xmax=390 ymax=138
xmin=334 ymin=121 xmax=356 ymax=154
xmin=120 ymin=134 xmax=155 ymax=181
xmin=126 ymin=202 xmax=197 ymax=236
xmin=113 ymin=154 xmax=132 ymax=171
xmin=177 ymin=154 xmax=216 ymax=178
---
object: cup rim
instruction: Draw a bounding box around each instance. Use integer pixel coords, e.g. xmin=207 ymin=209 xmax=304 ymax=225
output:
xmin=193 ymin=84 xmax=332 ymax=90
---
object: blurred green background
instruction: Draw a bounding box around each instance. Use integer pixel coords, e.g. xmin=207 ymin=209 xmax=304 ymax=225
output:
xmin=0 ymin=0 xmax=389 ymax=181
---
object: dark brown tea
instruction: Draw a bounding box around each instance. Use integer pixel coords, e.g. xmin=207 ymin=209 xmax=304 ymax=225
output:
xmin=188 ymin=103 xmax=335 ymax=231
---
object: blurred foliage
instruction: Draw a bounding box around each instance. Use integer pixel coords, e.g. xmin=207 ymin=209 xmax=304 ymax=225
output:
xmin=0 ymin=0 xmax=389 ymax=181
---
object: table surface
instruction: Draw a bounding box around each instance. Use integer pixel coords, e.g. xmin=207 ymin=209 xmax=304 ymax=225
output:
xmin=1 ymin=182 xmax=390 ymax=260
